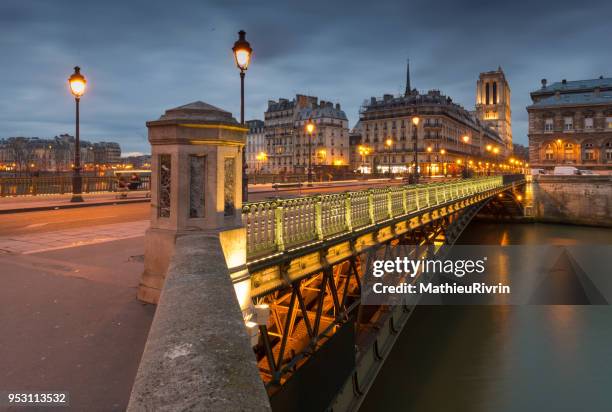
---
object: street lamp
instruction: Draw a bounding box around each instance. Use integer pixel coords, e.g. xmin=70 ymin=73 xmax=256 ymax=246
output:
xmin=306 ymin=118 xmax=315 ymax=187
xmin=232 ymin=30 xmax=252 ymax=202
xmin=426 ymin=146 xmax=432 ymax=176
xmin=461 ymin=135 xmax=470 ymax=177
xmin=68 ymin=66 xmax=86 ymax=202
xmin=385 ymin=137 xmax=393 ymax=178
xmin=440 ymin=148 xmax=446 ymax=176
xmin=358 ymin=145 xmax=371 ymax=173
xmin=556 ymin=138 xmax=563 ymax=163
xmin=412 ymin=116 xmax=420 ymax=183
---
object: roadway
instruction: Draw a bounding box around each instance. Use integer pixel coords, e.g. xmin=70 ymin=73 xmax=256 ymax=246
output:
xmin=0 ymin=180 xmax=409 ymax=236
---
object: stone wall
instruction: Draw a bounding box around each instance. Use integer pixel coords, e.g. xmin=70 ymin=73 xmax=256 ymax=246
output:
xmin=530 ymin=175 xmax=612 ymax=227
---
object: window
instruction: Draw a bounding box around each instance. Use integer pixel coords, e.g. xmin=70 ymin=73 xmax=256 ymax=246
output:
xmin=607 ymin=117 xmax=612 ymax=129
xmin=544 ymin=144 xmax=554 ymax=160
xmin=564 ymin=143 xmax=574 ymax=161
xmin=485 ymin=83 xmax=490 ymax=105
xmin=584 ymin=117 xmax=594 ymax=129
xmin=564 ymin=116 xmax=573 ymax=131
xmin=544 ymin=118 xmax=554 ymax=132
xmin=492 ymin=82 xmax=497 ymax=104
xmin=584 ymin=149 xmax=595 ymax=161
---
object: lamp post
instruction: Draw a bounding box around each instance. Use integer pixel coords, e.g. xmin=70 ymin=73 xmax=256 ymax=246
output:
xmin=385 ymin=138 xmax=393 ymax=179
xmin=556 ymin=138 xmax=562 ymax=164
xmin=426 ymin=146 xmax=432 ymax=177
xmin=412 ymin=116 xmax=420 ymax=183
xmin=461 ymin=135 xmax=470 ymax=178
xmin=232 ymin=30 xmax=252 ymax=202
xmin=306 ymin=118 xmax=315 ymax=187
xmin=68 ymin=66 xmax=86 ymax=202
xmin=358 ymin=145 xmax=371 ymax=173
xmin=440 ymin=148 xmax=446 ymax=176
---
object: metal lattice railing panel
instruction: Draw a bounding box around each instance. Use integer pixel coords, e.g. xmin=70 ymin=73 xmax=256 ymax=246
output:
xmin=349 ymin=191 xmax=371 ymax=229
xmin=321 ymin=193 xmax=348 ymax=237
xmin=281 ymin=197 xmax=318 ymax=248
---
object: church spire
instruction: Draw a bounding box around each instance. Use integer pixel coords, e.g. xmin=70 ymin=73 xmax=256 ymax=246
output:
xmin=405 ymin=58 xmax=411 ymax=96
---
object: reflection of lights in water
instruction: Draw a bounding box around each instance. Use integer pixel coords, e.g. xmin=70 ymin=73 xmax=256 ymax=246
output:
xmin=545 ymin=305 xmax=578 ymax=355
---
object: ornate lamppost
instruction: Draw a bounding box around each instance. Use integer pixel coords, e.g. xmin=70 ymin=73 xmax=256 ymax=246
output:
xmin=440 ymin=148 xmax=446 ymax=176
xmin=232 ymin=30 xmax=252 ymax=202
xmin=412 ymin=116 xmax=420 ymax=183
xmin=68 ymin=66 xmax=86 ymax=202
xmin=426 ymin=146 xmax=433 ymax=177
xmin=462 ymin=135 xmax=470 ymax=178
xmin=305 ymin=118 xmax=315 ymax=187
xmin=385 ymin=138 xmax=393 ymax=179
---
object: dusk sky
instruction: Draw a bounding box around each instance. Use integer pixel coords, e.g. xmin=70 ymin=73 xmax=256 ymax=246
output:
xmin=1 ymin=0 xmax=611 ymax=154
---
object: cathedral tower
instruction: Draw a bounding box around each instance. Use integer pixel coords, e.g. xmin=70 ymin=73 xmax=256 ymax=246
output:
xmin=475 ymin=67 xmax=513 ymax=151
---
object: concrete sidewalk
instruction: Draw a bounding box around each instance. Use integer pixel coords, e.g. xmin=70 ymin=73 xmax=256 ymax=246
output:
xmin=0 ymin=219 xmax=149 ymax=254
xmin=0 ymin=192 xmax=150 ymax=213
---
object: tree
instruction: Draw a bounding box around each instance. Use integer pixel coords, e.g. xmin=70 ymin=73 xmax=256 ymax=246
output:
xmin=6 ymin=137 xmax=34 ymax=173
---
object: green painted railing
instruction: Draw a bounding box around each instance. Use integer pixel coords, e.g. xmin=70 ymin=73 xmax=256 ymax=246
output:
xmin=242 ymin=176 xmax=503 ymax=259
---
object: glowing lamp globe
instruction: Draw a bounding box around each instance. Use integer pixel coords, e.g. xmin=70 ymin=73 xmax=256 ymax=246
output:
xmin=232 ymin=30 xmax=252 ymax=71
xmin=68 ymin=66 xmax=86 ymax=98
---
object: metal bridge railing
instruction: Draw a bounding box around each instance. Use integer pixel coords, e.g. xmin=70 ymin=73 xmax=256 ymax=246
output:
xmin=0 ymin=175 xmax=151 ymax=197
xmin=242 ymin=176 xmax=504 ymax=259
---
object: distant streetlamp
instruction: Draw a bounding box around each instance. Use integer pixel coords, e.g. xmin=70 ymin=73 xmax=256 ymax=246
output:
xmin=358 ymin=145 xmax=371 ymax=173
xmin=385 ymin=138 xmax=393 ymax=178
xmin=68 ymin=66 xmax=86 ymax=202
xmin=412 ymin=116 xmax=420 ymax=183
xmin=461 ymin=135 xmax=470 ymax=177
xmin=306 ymin=118 xmax=315 ymax=187
xmin=232 ymin=30 xmax=252 ymax=202
xmin=440 ymin=148 xmax=446 ymax=176
xmin=426 ymin=146 xmax=433 ymax=176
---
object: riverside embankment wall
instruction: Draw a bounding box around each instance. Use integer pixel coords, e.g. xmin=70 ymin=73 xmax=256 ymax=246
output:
xmin=530 ymin=175 xmax=611 ymax=227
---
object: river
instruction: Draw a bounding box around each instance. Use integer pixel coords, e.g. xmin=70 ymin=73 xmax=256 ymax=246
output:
xmin=360 ymin=222 xmax=612 ymax=412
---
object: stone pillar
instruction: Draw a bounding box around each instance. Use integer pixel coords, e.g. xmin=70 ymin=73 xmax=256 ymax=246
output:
xmin=137 ymin=101 xmax=247 ymax=304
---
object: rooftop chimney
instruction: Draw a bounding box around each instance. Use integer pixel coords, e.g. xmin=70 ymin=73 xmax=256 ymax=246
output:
xmin=541 ymin=78 xmax=547 ymax=88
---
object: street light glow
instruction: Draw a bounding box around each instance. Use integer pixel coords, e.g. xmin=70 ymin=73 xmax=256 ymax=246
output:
xmin=462 ymin=135 xmax=470 ymax=143
xmin=68 ymin=66 xmax=86 ymax=98
xmin=412 ymin=116 xmax=420 ymax=126
xmin=305 ymin=119 xmax=315 ymax=135
xmin=232 ymin=30 xmax=252 ymax=71
xmin=385 ymin=138 xmax=393 ymax=147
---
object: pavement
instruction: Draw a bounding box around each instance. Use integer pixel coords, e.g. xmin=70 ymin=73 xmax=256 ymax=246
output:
xmin=0 ymin=203 xmax=154 ymax=411
xmin=0 ymin=192 xmax=150 ymax=214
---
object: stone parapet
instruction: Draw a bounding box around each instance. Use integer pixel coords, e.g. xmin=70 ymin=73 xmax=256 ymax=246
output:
xmin=127 ymin=232 xmax=271 ymax=411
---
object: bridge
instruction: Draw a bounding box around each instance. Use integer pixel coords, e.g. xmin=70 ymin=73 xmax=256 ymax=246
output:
xmin=126 ymin=103 xmax=526 ymax=412
xmin=240 ymin=175 xmax=525 ymax=411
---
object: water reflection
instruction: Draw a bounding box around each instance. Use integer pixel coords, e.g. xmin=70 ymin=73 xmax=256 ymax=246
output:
xmin=360 ymin=223 xmax=612 ymax=412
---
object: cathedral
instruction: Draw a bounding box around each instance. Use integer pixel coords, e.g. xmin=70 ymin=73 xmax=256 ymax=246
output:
xmin=475 ymin=67 xmax=513 ymax=152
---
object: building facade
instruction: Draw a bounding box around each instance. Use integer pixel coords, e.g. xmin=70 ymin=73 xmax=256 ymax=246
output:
xmin=0 ymin=134 xmax=120 ymax=172
xmin=264 ymin=95 xmax=349 ymax=174
xmin=359 ymin=66 xmax=508 ymax=176
xmin=527 ymin=76 xmax=612 ymax=171
xmin=93 ymin=142 xmax=121 ymax=165
xmin=475 ymin=67 xmax=513 ymax=152
xmin=245 ymin=119 xmax=265 ymax=173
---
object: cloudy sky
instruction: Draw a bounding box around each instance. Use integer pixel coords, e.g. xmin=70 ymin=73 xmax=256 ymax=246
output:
xmin=1 ymin=0 xmax=611 ymax=154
